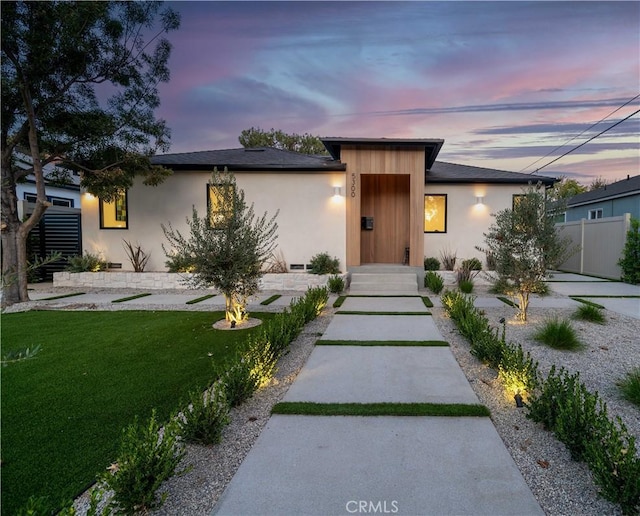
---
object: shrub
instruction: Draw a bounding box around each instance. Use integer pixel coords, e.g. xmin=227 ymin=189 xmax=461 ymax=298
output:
xmin=123 ymin=240 xmax=151 ymax=272
xmin=498 ymin=343 xmax=539 ymax=400
xmin=308 ymin=252 xmax=340 ymax=274
xmin=164 ymin=252 xmax=195 ymax=273
xmin=327 ymin=275 xmax=345 ymax=293
xmin=618 ymin=217 xmax=640 ymax=284
xmin=533 ymin=317 xmax=584 ymax=350
xmin=459 ymin=279 xmax=474 ymax=293
xmin=461 ymin=258 xmax=482 ymax=271
xmin=618 ymin=368 xmax=640 ymax=408
xmin=573 ymin=304 xmax=606 ymax=324
xmin=65 ymin=251 xmax=107 ymax=272
xmin=424 ymin=271 xmax=444 ymax=294
xmin=178 ymin=383 xmax=230 ymax=445
xmin=528 ymin=367 xmax=640 ymax=513
xmin=439 ymin=248 xmax=457 ymax=270
xmin=424 ymin=257 xmax=440 ymax=271
xmin=470 ymin=324 xmax=505 ymax=369
xmin=585 ymin=416 xmax=640 ymax=514
xmin=100 ymin=410 xmax=186 ymax=514
xmin=218 ymin=356 xmax=260 ymax=407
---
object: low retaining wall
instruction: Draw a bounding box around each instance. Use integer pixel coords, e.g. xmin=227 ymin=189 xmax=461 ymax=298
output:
xmin=53 ymin=271 xmax=345 ymax=291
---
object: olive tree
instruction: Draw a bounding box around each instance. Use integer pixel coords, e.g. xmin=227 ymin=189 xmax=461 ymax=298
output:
xmin=162 ymin=169 xmax=279 ymax=324
xmin=482 ymin=183 xmax=576 ymax=321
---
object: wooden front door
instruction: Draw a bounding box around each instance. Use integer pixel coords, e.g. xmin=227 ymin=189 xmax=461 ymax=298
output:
xmin=360 ymin=174 xmax=410 ymax=263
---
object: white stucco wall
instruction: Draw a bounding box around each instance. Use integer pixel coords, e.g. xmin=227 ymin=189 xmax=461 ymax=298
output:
xmin=423 ymin=183 xmax=526 ymax=267
xmin=81 ymin=170 xmax=346 ymax=272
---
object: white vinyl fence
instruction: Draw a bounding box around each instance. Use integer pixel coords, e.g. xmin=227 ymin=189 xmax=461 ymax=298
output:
xmin=556 ymin=213 xmax=631 ymax=280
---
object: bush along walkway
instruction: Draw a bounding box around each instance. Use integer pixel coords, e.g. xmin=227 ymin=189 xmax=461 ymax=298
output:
xmin=212 ymin=292 xmax=543 ymax=516
xmin=441 ymin=290 xmax=640 ymax=515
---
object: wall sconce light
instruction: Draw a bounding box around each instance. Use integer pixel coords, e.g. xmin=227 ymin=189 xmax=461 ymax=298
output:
xmin=475 ymin=196 xmax=484 ymax=205
xmin=333 ymin=186 xmax=342 ymax=197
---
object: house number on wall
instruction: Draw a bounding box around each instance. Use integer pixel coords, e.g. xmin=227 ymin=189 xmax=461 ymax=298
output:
xmin=350 ymin=173 xmax=357 ymax=198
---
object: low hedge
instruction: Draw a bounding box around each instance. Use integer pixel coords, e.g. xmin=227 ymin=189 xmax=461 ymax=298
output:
xmin=441 ymin=290 xmax=640 ymax=515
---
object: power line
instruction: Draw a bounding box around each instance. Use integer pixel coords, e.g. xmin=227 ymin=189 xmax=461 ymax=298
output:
xmin=532 ymin=108 xmax=640 ymax=174
xmin=521 ymin=93 xmax=640 ymax=173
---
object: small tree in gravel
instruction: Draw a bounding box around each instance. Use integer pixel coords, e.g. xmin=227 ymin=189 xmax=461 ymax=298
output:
xmin=481 ymin=183 xmax=576 ymax=321
xmin=162 ymin=168 xmax=278 ymax=324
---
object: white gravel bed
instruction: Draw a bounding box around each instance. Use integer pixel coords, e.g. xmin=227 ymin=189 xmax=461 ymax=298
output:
xmin=433 ymin=303 xmax=639 ymax=516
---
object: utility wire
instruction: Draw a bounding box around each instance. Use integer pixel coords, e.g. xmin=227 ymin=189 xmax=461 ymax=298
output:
xmin=521 ymin=93 xmax=640 ymax=173
xmin=532 ymin=108 xmax=640 ymax=174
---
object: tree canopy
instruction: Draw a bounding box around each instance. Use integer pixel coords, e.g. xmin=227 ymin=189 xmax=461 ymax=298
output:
xmin=1 ymin=1 xmax=180 ymax=305
xmin=239 ymin=127 xmax=328 ymax=155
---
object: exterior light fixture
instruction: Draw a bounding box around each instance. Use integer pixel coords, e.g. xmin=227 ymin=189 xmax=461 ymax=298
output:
xmin=333 ymin=186 xmax=342 ymax=197
xmin=475 ymin=196 xmax=484 ymax=205
xmin=514 ymin=393 xmax=524 ymax=408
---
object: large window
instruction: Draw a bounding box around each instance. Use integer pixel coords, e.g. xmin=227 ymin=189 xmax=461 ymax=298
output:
xmin=207 ymin=183 xmax=235 ymax=229
xmin=424 ymin=194 xmax=447 ymax=233
xmin=100 ymin=191 xmax=128 ymax=229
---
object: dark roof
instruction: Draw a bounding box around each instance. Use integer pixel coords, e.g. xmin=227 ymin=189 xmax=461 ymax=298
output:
xmin=427 ymin=161 xmax=556 ymax=186
xmin=150 ymin=145 xmax=555 ymax=186
xmin=566 ymin=175 xmax=640 ymax=207
xmin=322 ymin=137 xmax=444 ymax=170
xmin=150 ymin=147 xmax=346 ymax=171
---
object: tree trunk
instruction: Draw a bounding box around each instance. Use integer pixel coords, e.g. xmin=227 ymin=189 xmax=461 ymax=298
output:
xmin=1 ymin=219 xmax=30 ymax=307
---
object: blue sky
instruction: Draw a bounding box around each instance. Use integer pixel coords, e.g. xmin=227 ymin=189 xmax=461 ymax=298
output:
xmin=157 ymin=1 xmax=640 ymax=183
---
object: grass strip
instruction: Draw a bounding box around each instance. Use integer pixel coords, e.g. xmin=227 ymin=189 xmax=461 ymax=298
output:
xmin=316 ymin=340 xmax=449 ymax=347
xmin=39 ymin=292 xmax=86 ymax=301
xmin=497 ymin=296 xmax=518 ymax=308
xmin=111 ymin=293 xmax=152 ymax=303
xmin=347 ymin=294 xmax=420 ymax=298
xmin=336 ymin=311 xmax=430 ymax=316
xmin=421 ymin=296 xmax=434 ymax=308
xmin=272 ymin=402 xmax=490 ymax=417
xmin=333 ymin=295 xmax=347 ymax=308
xmin=260 ymin=294 xmax=282 ymax=305
xmin=570 ymin=297 xmax=606 ymax=309
xmin=185 ymin=294 xmax=216 ymax=305
xmin=569 ymin=295 xmax=640 ymax=299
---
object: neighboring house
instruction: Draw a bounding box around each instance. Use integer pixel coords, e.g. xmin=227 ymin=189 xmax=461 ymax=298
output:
xmin=562 ymin=174 xmax=640 ymax=222
xmin=80 ymin=137 xmax=554 ymax=273
xmin=15 ymin=153 xmax=81 ymax=215
xmin=15 ymin=154 xmax=82 ymax=280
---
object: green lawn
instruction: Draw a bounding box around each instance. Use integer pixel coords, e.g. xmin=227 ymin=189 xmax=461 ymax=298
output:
xmin=1 ymin=310 xmax=273 ymax=515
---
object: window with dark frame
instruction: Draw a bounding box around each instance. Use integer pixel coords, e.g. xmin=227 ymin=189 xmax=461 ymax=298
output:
xmin=99 ymin=190 xmax=128 ymax=229
xmin=424 ymin=194 xmax=447 ymax=233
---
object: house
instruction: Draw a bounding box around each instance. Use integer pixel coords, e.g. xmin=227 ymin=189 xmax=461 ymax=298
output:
xmin=80 ymin=138 xmax=555 ymax=275
xmin=562 ymin=174 xmax=640 ymax=222
xmin=16 ymin=154 xmax=82 ymax=280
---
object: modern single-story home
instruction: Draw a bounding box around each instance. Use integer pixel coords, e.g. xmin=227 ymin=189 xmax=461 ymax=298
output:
xmin=562 ymin=174 xmax=640 ymax=222
xmin=80 ymin=137 xmax=555 ymax=274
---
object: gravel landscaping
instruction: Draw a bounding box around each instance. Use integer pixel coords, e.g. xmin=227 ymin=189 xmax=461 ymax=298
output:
xmin=16 ymin=285 xmax=637 ymax=515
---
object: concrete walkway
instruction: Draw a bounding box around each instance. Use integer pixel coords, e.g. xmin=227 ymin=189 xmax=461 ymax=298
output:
xmin=212 ymin=294 xmax=543 ymax=516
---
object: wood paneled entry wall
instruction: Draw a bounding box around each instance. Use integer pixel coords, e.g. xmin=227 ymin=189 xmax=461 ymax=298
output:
xmin=360 ymin=174 xmax=410 ymax=263
xmin=341 ymin=144 xmax=427 ymax=268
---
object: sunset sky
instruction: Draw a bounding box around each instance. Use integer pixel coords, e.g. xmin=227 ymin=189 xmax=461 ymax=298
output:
xmin=157 ymin=1 xmax=640 ymax=184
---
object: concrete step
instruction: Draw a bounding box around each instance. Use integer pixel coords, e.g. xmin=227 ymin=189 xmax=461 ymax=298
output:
xmin=349 ymin=272 xmax=418 ymax=293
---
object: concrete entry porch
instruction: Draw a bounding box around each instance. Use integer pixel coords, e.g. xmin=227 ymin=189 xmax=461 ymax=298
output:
xmin=348 ymin=264 xmax=422 ymax=295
